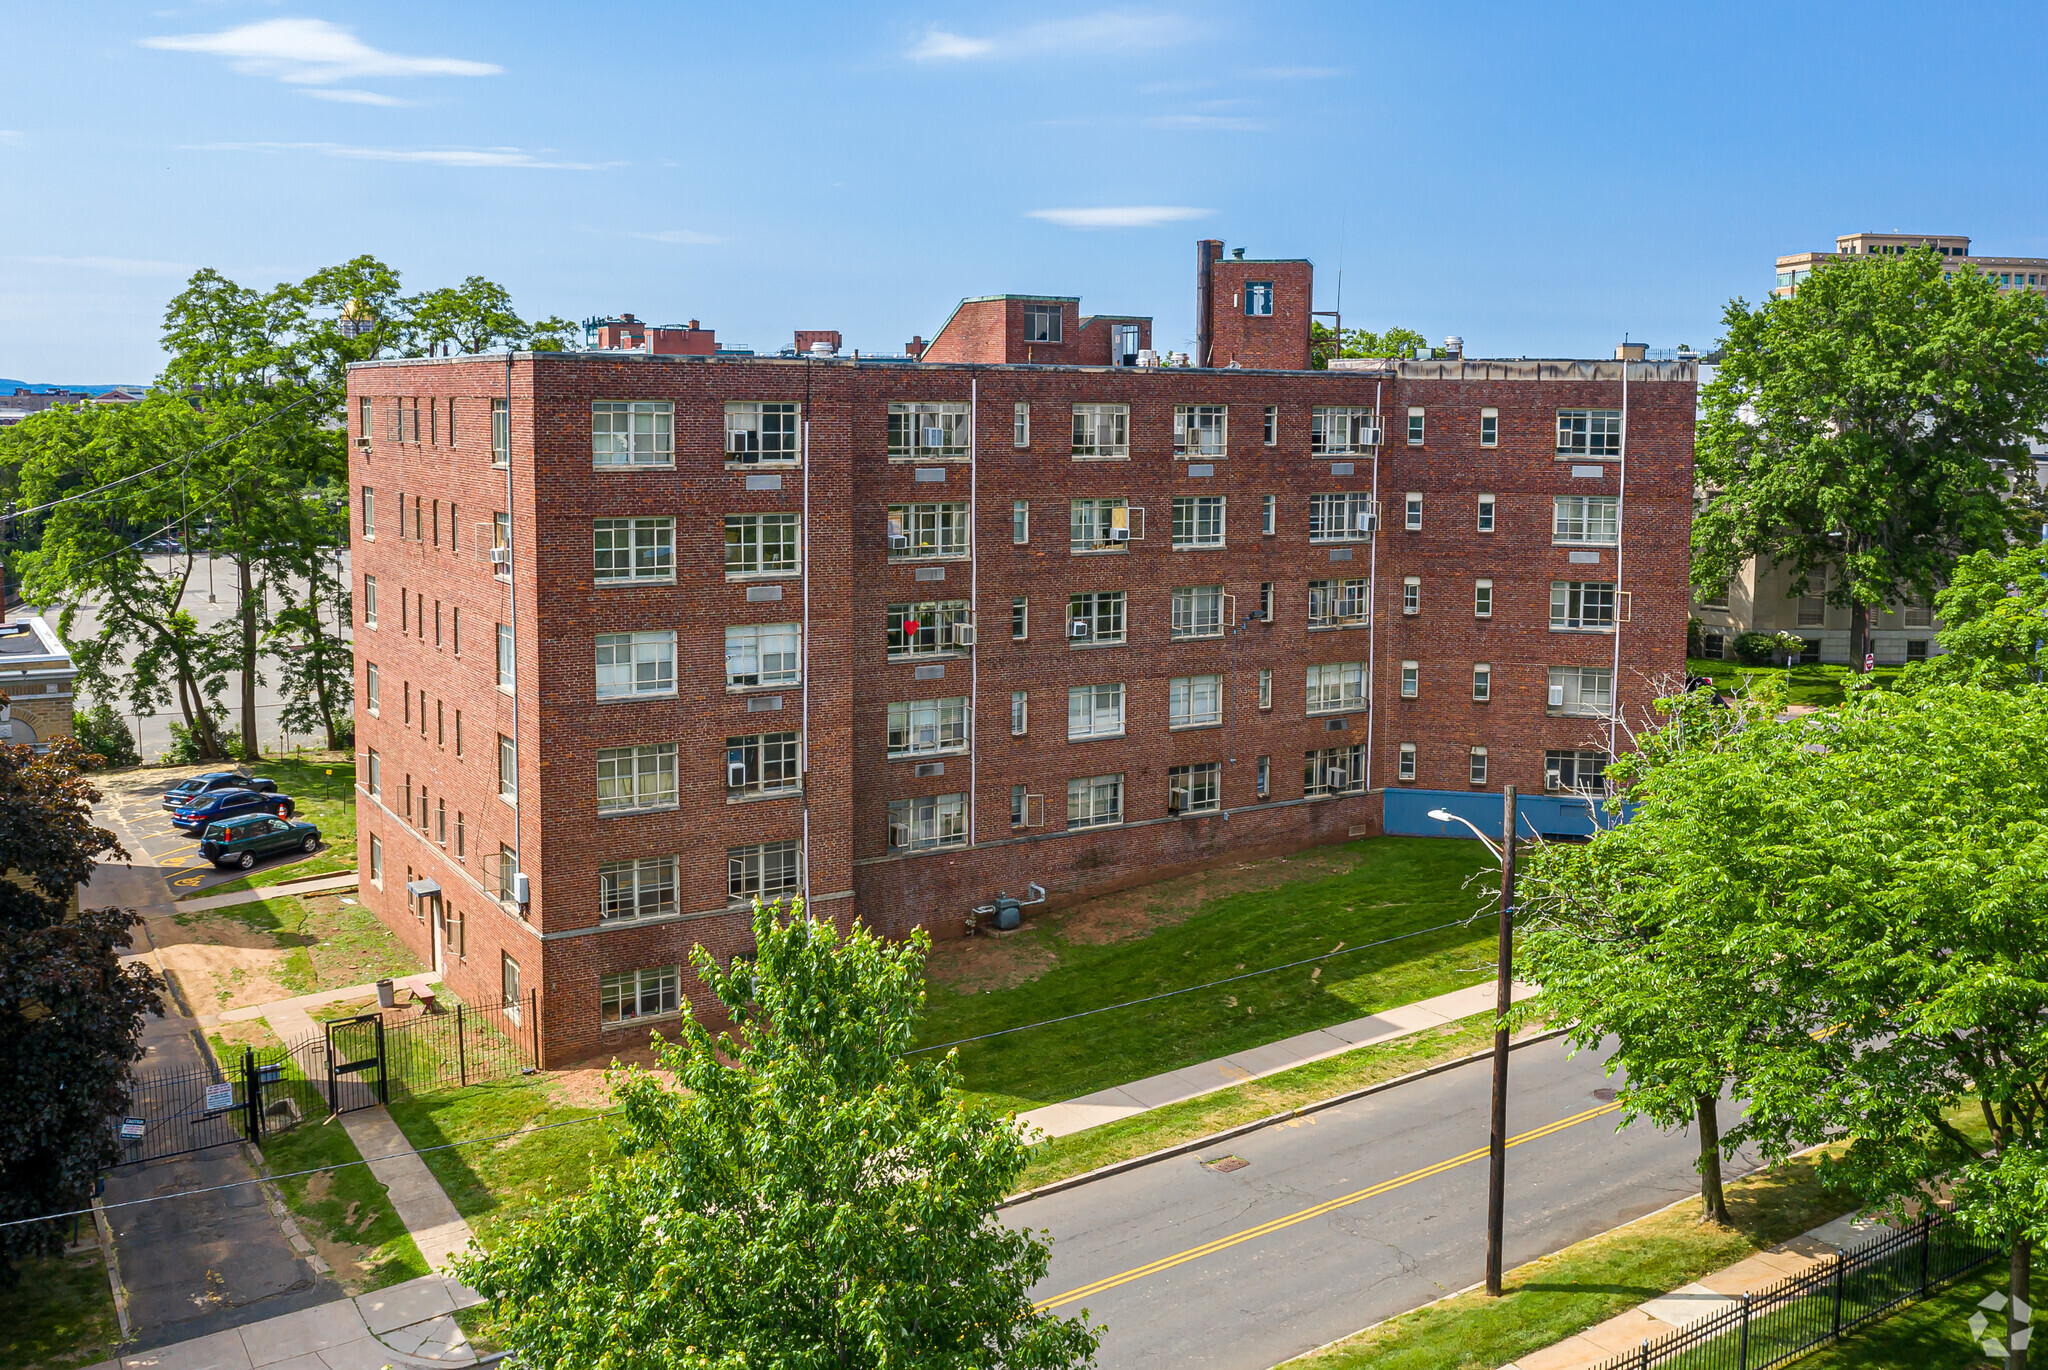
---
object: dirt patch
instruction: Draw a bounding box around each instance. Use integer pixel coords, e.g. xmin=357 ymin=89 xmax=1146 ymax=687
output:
xmin=923 ymin=932 xmax=1060 ymax=995
xmin=1056 ymin=848 xmax=1361 ymax=947
xmin=146 ymin=931 xmax=297 ymax=1013
xmin=152 ymin=907 xmax=298 ymax=952
xmin=306 ymin=1231 xmax=375 ymax=1290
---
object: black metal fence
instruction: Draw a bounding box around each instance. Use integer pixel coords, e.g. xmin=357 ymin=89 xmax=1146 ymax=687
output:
xmin=1590 ymin=1211 xmax=2001 ymax=1370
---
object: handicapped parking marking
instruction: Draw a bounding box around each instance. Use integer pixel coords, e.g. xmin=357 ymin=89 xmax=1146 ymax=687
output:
xmin=171 ymin=872 xmax=206 ymax=889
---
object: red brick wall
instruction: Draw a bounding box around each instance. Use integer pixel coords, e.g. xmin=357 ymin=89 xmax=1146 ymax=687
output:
xmin=921 ymin=300 xmax=1149 ymax=367
xmin=1204 ymin=256 xmax=1315 ymax=371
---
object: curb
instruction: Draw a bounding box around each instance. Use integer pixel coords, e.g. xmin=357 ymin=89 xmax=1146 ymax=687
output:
xmin=999 ymin=1025 xmax=1570 ymax=1209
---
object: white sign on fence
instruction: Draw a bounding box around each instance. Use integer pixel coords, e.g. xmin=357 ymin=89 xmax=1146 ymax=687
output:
xmin=205 ymin=1082 xmax=235 ymax=1114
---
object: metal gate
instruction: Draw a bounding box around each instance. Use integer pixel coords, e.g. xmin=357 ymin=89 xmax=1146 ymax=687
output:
xmin=324 ymin=1013 xmax=387 ymax=1113
xmin=115 ymin=1060 xmax=251 ymax=1164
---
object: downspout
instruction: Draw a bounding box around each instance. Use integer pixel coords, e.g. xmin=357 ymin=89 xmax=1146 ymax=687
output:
xmin=1608 ymin=358 xmax=1630 ymax=783
xmin=801 ymin=360 xmax=813 ymax=908
xmin=1364 ymin=378 xmax=1383 ymax=796
xmin=968 ymin=376 xmax=979 ymax=845
xmin=504 ymin=352 xmax=522 ymax=905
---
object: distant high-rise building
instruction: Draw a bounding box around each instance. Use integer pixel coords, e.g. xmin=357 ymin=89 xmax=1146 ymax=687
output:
xmin=1774 ymin=232 xmax=2048 ymax=297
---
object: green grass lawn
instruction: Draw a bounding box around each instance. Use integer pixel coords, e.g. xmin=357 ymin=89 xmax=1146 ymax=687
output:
xmin=915 ymin=836 xmax=1498 ymax=1112
xmin=0 ymin=1250 xmax=122 ymax=1370
xmin=258 ymin=1117 xmax=427 ymax=1294
xmin=387 ymin=1077 xmax=618 ymax=1251
xmin=1688 ymin=656 xmax=1909 ymax=708
xmin=178 ymin=889 xmax=423 ymax=1000
xmin=188 ymin=752 xmax=357 ymax=897
xmin=1795 ymin=1261 xmax=2007 ymax=1368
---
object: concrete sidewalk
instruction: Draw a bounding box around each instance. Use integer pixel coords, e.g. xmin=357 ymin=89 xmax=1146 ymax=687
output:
xmin=89 ymin=1271 xmax=486 ymax=1370
xmin=208 ymin=973 xmax=441 ymax=1031
xmin=1015 ymin=978 xmax=1539 ymax=1139
xmin=177 ymin=873 xmax=360 ymax=912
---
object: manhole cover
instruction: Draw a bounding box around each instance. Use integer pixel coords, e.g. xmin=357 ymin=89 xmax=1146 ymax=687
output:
xmin=1204 ymin=1155 xmax=1249 ymax=1173
xmin=1592 ymin=1088 xmax=1617 ymax=1101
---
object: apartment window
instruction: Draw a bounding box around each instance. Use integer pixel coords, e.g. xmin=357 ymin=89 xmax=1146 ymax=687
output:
xmin=1701 ymin=583 xmax=1730 ymax=611
xmin=888 ymin=793 xmax=968 ymax=851
xmin=588 ymin=518 xmax=672 ymax=582
xmin=887 ymin=503 xmax=970 ymax=560
xmin=1011 ymin=784 xmax=1030 ymax=827
xmin=1551 ymin=581 xmax=1617 ymax=631
xmin=429 ymin=399 xmax=439 ymax=446
xmin=886 ymin=601 xmax=973 ymax=657
xmin=1011 ymin=597 xmax=1029 ymax=641
xmin=592 ymin=400 xmax=674 ymax=466
xmin=1169 ymin=674 xmax=1223 ymax=730
xmin=1400 ymin=661 xmax=1419 ymax=698
xmin=1011 ymin=690 xmax=1028 ymax=735
xmin=725 ymin=401 xmax=801 ymax=465
xmin=728 ymin=841 xmax=801 ymax=904
xmin=600 ymin=742 xmax=680 ymax=812
xmin=1244 ymin=281 xmax=1274 ymax=316
xmin=357 ymin=397 xmax=373 ymax=442
xmin=1067 ymin=683 xmax=1126 ymax=740
xmin=887 ymin=697 xmax=968 ymax=757
xmin=491 ymin=398 xmax=509 ymax=466
xmin=454 ymin=812 xmax=466 ymax=858
xmin=360 ymin=487 xmax=375 ymax=539
xmin=725 ymin=624 xmax=802 ymax=689
xmin=1255 ymin=755 xmax=1270 ymax=797
xmin=1548 ymin=666 xmax=1614 ymax=716
xmin=500 ymin=953 xmax=522 ymax=1019
xmin=1901 ymin=601 xmax=1933 ymax=629
xmin=452 ymin=607 xmax=461 ymax=656
xmin=1480 ymin=408 xmax=1498 ymax=447
xmin=1906 ymin=639 xmax=1930 ymax=661
xmin=1024 ymin=303 xmax=1062 ymax=343
xmin=1311 ymin=407 xmax=1378 ymax=455
xmin=1012 ymin=500 xmax=1029 ymax=544
xmin=596 ymin=631 xmax=677 ymax=699
xmin=1403 ymin=578 xmax=1421 ymax=615
xmin=1174 ymin=405 xmax=1228 ymax=457
xmin=363 ymin=575 xmax=378 ymax=628
xmin=1555 ymin=409 xmax=1622 ymax=459
xmin=1071 ymin=404 xmax=1130 ymax=459
xmin=1013 ymin=402 xmax=1030 ymax=447
xmin=601 ymin=966 xmax=681 ymax=1025
xmin=1259 ymin=669 xmax=1273 ymax=709
xmin=1477 ymin=494 xmax=1496 ymax=533
xmin=1305 ymin=744 xmax=1366 ymax=795
xmin=1397 ymin=743 xmax=1417 ymax=781
xmin=1407 ymin=407 xmax=1425 ymax=446
xmin=887 ymin=402 xmax=970 ymax=459
xmin=1473 ymin=663 xmax=1491 ymax=700
xmin=400 ymin=398 xmax=420 ymax=443
xmin=1404 ymin=493 xmax=1423 ymax=531
xmin=1259 ymin=581 xmax=1274 ymax=619
xmin=1068 ymin=590 xmax=1127 ymax=645
xmin=454 ymin=710 xmax=462 ymax=756
xmin=1171 ymin=585 xmax=1224 ymax=640
xmin=493 ymin=512 xmax=511 ymax=577
xmin=1261 ymin=494 xmax=1276 ymax=536
xmin=1307 ymin=662 xmax=1368 ymax=714
xmin=367 ymin=750 xmax=381 ymax=799
xmin=1307 ymin=578 xmax=1369 ymax=628
xmin=1066 ymin=773 xmax=1124 ymax=829
xmin=1475 ymin=579 xmax=1493 ymax=618
xmin=496 ymin=845 xmax=518 ymax=903
xmin=496 ymin=623 xmax=514 ymax=690
xmin=1469 ymin=747 xmax=1489 ymax=785
xmin=365 ymin=663 xmax=379 ymax=715
xmin=1552 ymin=496 xmax=1620 ymax=545
xmin=1168 ymin=762 xmax=1221 ymax=815
xmin=1171 ymin=496 xmax=1226 ymax=549
xmin=497 ymin=735 xmax=516 ymax=800
xmin=600 ymin=857 xmax=679 ymax=924
xmin=1796 ymin=596 xmax=1826 ymax=629
xmin=722 ymin=733 xmax=798 ymax=799
xmin=1069 ymin=498 xmax=1134 ymax=553
xmin=1262 ymin=406 xmax=1277 ymax=445
xmin=436 ymin=700 xmax=445 ymax=746
xmin=1309 ymin=492 xmax=1373 ymax=542
xmin=724 ymin=513 xmax=799 ymax=577
xmin=1546 ymin=749 xmax=1609 ymax=792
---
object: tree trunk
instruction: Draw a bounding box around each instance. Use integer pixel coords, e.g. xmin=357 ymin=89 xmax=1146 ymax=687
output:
xmin=2011 ymin=1239 xmax=2030 ymax=1370
xmin=1696 ymin=1092 xmax=1729 ymax=1224
xmin=1849 ymin=600 xmax=1869 ymax=673
xmin=237 ymin=556 xmax=258 ymax=762
xmin=303 ymin=578 xmax=340 ymax=749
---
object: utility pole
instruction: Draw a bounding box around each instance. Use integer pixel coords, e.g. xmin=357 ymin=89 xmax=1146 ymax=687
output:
xmin=1485 ymin=784 xmax=1518 ymax=1296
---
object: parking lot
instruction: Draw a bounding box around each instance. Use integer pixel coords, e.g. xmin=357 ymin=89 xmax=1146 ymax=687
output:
xmin=99 ymin=763 xmax=328 ymax=894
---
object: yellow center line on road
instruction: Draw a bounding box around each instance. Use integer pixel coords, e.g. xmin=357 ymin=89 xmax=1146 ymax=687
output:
xmin=1031 ymin=1100 xmax=1623 ymax=1312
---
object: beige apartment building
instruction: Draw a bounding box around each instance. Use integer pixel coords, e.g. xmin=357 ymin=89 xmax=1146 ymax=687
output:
xmin=1774 ymin=231 xmax=2048 ymax=297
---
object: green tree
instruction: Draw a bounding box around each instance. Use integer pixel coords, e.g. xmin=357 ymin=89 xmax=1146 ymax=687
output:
xmin=459 ymin=900 xmax=1102 ymax=1370
xmin=1910 ymin=540 xmax=2048 ymax=687
xmin=1693 ymin=250 xmax=2048 ymax=667
xmin=407 ymin=275 xmax=528 ymax=356
xmin=0 ymin=736 xmax=162 ymax=1284
xmin=525 ymin=314 xmax=582 ymax=351
xmin=69 ymin=702 xmax=140 ymax=768
xmin=1310 ymin=322 xmax=1428 ymax=369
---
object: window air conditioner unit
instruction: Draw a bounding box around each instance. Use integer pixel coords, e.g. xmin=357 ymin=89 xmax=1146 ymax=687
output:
xmin=511 ymin=872 xmax=530 ymax=906
xmin=1168 ymin=788 xmax=1188 ymax=815
xmin=489 ymin=546 xmax=511 ymax=565
xmin=1356 ymin=512 xmax=1378 ymax=533
xmin=1109 ymin=526 xmax=1130 ymax=542
xmin=889 ymin=822 xmax=911 ymax=848
xmin=726 ymin=752 xmax=748 ymax=788
xmin=1546 ymin=769 xmax=1563 ymax=791
xmin=1361 ymin=425 xmax=1384 ymax=447
xmin=923 ymin=426 xmax=946 ymax=448
xmin=1069 ymin=619 xmax=1091 ymax=639
xmin=354 ymin=437 xmax=371 ymax=448
xmin=1549 ymin=683 xmax=1566 ymax=708
xmin=1326 ymin=768 xmax=1350 ymax=791
xmin=950 ymin=622 xmax=976 ymax=647
xmin=916 ymin=726 xmax=936 ymax=745
xmin=889 ymin=534 xmax=910 ymax=551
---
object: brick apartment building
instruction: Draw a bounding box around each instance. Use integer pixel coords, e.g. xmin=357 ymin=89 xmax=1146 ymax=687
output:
xmin=345 ymin=242 xmax=1694 ymax=1065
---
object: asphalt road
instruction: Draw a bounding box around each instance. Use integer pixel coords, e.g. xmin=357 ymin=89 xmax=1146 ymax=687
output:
xmin=98 ymin=765 xmax=321 ymax=894
xmin=1011 ymin=1035 xmax=1762 ymax=1370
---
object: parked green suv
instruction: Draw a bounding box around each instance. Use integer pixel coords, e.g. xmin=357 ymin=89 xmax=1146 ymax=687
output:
xmin=199 ymin=815 xmax=322 ymax=869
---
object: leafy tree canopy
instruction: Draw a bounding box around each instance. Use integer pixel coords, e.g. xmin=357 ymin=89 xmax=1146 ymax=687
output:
xmin=1908 ymin=539 xmax=2048 ymax=688
xmin=1310 ymin=322 xmax=1429 ymax=369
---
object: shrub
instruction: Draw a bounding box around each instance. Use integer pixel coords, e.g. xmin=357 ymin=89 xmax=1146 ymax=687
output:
xmin=69 ymin=704 xmax=140 ymax=768
xmin=1733 ymin=631 xmax=1780 ymax=665
xmin=163 ymin=721 xmax=240 ymax=765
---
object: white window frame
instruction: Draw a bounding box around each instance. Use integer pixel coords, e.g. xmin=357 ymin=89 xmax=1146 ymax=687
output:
xmin=886 ymin=601 xmax=973 ymax=658
xmin=1010 ymin=690 xmax=1028 ymax=736
xmin=1406 ymin=406 xmax=1425 ymax=446
xmin=1306 ymin=662 xmax=1368 ymax=714
xmin=365 ymin=663 xmax=379 ymax=716
xmin=1305 ymin=744 xmax=1366 ymax=796
xmin=1066 ymin=773 xmax=1124 ymax=829
xmin=1397 ymin=742 xmax=1417 ymax=781
xmin=1477 ymin=494 xmax=1496 ymax=533
xmin=1171 ymin=495 xmax=1226 ymax=550
xmin=1546 ymin=749 xmax=1609 ymax=793
xmin=1475 ymin=579 xmax=1493 ymax=618
xmin=1555 ymin=409 xmax=1622 ymax=459
xmin=1552 ymin=496 xmax=1620 ymax=546
xmin=1311 ymin=406 xmax=1379 ymax=455
xmin=1309 ymin=492 xmax=1374 ymax=542
xmin=724 ymin=514 xmax=799 ymax=577
xmin=1012 ymin=500 xmax=1029 ymax=544
xmin=1262 ymin=494 xmax=1276 ymax=536
xmin=597 ymin=517 xmax=677 ymax=582
xmin=596 ymin=630 xmax=678 ymax=700
xmin=600 ymin=856 xmax=679 ymax=924
xmin=1403 ymin=577 xmax=1421 ymax=615
xmin=599 ymin=742 xmax=680 ymax=813
xmin=361 ymin=487 xmax=375 ymax=539
xmin=1404 ymin=493 xmax=1423 ymax=531
xmin=1171 ymin=585 xmax=1225 ymax=640
xmin=1070 ymin=403 xmax=1130 ymax=459
xmin=1550 ymin=581 xmax=1618 ymax=632
xmin=1399 ymin=660 xmax=1419 ymax=698
xmin=888 ymin=793 xmax=968 ymax=851
xmin=1307 ymin=578 xmax=1370 ymax=628
xmin=725 ymin=624 xmax=802 ymax=690
xmin=1168 ymin=674 xmax=1223 ymax=730
xmin=1069 ymin=498 xmax=1136 ymax=553
xmin=1547 ymin=665 xmax=1614 ymax=717
xmin=497 ymin=734 xmax=517 ymax=801
xmin=592 ymin=400 xmax=674 ymax=467
xmin=1469 ymin=747 xmax=1489 ymax=785
xmin=887 ymin=697 xmax=969 ymax=757
xmin=887 ymin=503 xmax=971 ymax=561
xmin=1480 ymin=408 xmax=1498 ymax=448
xmin=1473 ymin=663 xmax=1491 ymax=701
xmin=1012 ymin=596 xmax=1028 ymax=641
xmin=1258 ymin=668 xmax=1273 ymax=710
xmin=723 ymin=732 xmax=800 ymax=799
xmin=363 ymin=574 xmax=378 ymax=628
xmin=1024 ymin=304 xmax=1062 ymax=343
xmin=1068 ymin=590 xmax=1127 ymax=645
xmin=600 ymin=965 xmax=680 ymax=1024
xmin=1013 ymin=402 xmax=1030 ymax=447
xmin=725 ymin=401 xmax=801 ymax=466
xmin=490 ymin=398 xmax=509 ymax=467
xmin=1067 ymin=682 xmax=1126 ymax=740
xmin=728 ymin=840 xmax=802 ymax=904
xmin=888 ymin=402 xmax=971 ymax=460
xmin=1168 ymin=762 xmax=1221 ymax=815
xmin=369 ymin=834 xmax=383 ymax=886
xmin=496 ymin=622 xmax=514 ymax=691
xmin=1174 ymin=404 xmax=1228 ymax=458
xmin=1255 ymin=755 xmax=1270 ymax=797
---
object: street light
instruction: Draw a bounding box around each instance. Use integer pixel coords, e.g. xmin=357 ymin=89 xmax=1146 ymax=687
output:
xmin=1429 ymin=785 xmax=1519 ymax=1298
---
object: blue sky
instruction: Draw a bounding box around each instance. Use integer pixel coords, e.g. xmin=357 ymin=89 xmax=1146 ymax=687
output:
xmin=3 ymin=1 xmax=2045 ymax=381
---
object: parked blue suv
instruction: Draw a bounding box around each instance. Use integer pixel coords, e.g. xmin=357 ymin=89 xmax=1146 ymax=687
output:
xmin=170 ymin=788 xmax=296 ymax=832
xmin=162 ymin=772 xmax=278 ymax=812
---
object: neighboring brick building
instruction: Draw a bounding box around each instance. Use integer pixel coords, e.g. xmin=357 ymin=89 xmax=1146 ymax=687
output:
xmin=345 ymin=248 xmax=1694 ymax=1065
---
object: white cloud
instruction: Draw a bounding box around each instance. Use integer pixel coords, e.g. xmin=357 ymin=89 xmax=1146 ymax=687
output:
xmin=1141 ymin=114 xmax=1269 ymax=131
xmin=0 ymin=130 xmax=23 ymax=144
xmin=1027 ymin=205 xmax=1211 ymax=230
xmin=1252 ymin=65 xmax=1343 ymax=80
xmin=908 ymin=10 xmax=1199 ymax=62
xmin=141 ymin=18 xmax=499 ymax=86
xmin=195 ymin=141 xmax=614 ymax=170
xmin=10 ymin=254 xmax=195 ymax=277
xmin=304 ymin=88 xmax=411 ymax=107
xmin=624 ymin=229 xmax=722 ymax=245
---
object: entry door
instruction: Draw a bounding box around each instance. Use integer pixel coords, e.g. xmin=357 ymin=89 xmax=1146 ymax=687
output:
xmin=430 ymin=899 xmax=445 ymax=974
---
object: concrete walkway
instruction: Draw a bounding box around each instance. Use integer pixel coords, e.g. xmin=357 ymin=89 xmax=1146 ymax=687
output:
xmin=178 ymin=873 xmax=360 ymax=912
xmin=1500 ymin=1211 xmax=1901 ymax=1370
xmin=1015 ymin=978 xmax=1540 ymax=1139
xmin=209 ymin=973 xmax=441 ymax=1031
xmin=88 ymin=1271 xmax=486 ymax=1370
xmin=333 ymin=1109 xmax=479 ymax=1276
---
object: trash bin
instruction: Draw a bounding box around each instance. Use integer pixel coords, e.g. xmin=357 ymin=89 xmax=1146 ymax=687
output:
xmin=993 ymin=896 xmax=1023 ymax=932
xmin=376 ymin=978 xmax=397 ymax=1009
